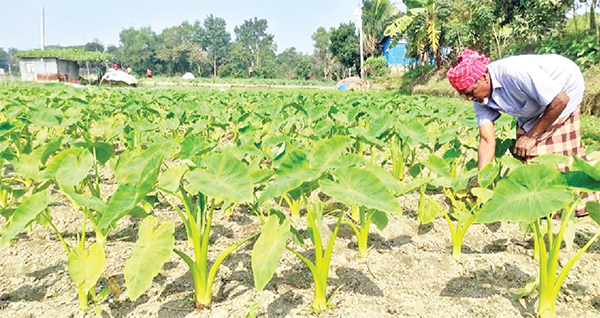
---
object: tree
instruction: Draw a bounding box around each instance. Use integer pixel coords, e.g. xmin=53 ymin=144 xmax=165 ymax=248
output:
xmin=7 ymin=48 xmax=19 ymax=75
xmin=296 ymin=55 xmax=314 ymax=80
xmin=188 ymin=44 xmax=211 ymax=76
xmin=312 ymin=27 xmax=336 ymax=80
xmin=330 ymin=22 xmax=360 ymax=74
xmin=156 ymin=22 xmax=196 ymax=75
xmin=84 ymin=40 xmax=104 ymax=52
xmin=105 ymin=45 xmax=119 ymax=56
xmin=201 ymin=15 xmax=231 ymax=77
xmin=384 ymin=0 xmax=451 ymax=68
xmin=119 ymin=27 xmax=158 ymax=74
xmin=493 ymin=0 xmax=571 ymax=46
xmin=362 ymin=0 xmax=400 ymax=57
xmin=233 ymin=17 xmax=276 ymax=70
xmin=277 ymin=47 xmax=301 ymax=79
xmin=0 ymin=48 xmax=8 ymax=70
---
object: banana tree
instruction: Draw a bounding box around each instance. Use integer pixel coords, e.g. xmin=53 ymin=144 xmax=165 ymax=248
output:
xmin=384 ymin=0 xmax=445 ymax=68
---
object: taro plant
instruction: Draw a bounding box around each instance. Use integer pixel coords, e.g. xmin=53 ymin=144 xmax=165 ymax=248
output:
xmin=3 ymin=143 xmax=170 ymax=310
xmin=324 ymin=165 xmax=403 ymax=257
xmin=252 ymin=193 xmax=344 ymax=313
xmin=157 ymin=151 xmax=258 ymax=308
xmin=477 ymin=162 xmax=600 ymax=318
xmin=256 ymin=149 xmax=320 ymax=221
xmin=416 ymin=153 xmax=491 ymax=260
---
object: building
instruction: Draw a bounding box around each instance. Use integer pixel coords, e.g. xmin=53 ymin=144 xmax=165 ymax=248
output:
xmin=19 ymin=57 xmax=79 ymax=82
xmin=17 ymin=49 xmax=113 ymax=83
xmin=382 ymin=37 xmax=413 ymax=67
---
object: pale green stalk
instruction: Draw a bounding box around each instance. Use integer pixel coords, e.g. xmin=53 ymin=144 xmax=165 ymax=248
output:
xmin=287 ymin=199 xmax=343 ymax=312
xmin=532 ymin=203 xmax=600 ymax=318
xmin=343 ymin=205 xmax=373 ymax=258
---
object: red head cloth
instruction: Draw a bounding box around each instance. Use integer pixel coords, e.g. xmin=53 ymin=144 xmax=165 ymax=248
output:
xmin=446 ymin=50 xmax=490 ymax=91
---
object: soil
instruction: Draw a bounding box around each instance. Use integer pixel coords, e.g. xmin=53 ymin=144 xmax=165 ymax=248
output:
xmin=2 ymin=189 xmax=600 ymax=318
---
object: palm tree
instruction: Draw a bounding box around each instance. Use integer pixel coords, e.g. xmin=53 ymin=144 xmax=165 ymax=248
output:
xmin=384 ymin=0 xmax=443 ymax=68
xmin=362 ymin=0 xmax=401 ymax=57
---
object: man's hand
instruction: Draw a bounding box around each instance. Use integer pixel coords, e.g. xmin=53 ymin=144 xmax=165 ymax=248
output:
xmin=514 ymin=134 xmax=536 ymax=158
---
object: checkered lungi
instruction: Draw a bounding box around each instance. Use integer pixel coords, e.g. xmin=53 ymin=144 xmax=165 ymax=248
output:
xmin=516 ymin=106 xmax=599 ymax=216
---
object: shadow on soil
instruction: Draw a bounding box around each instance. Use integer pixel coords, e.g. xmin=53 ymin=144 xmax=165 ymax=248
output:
xmin=331 ymin=223 xmax=413 ymax=251
xmin=0 ymin=264 xmax=64 ymax=303
xmin=441 ymin=263 xmax=536 ymax=317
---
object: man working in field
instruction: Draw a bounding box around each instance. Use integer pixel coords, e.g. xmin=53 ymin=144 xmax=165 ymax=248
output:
xmin=447 ymin=49 xmax=598 ymax=216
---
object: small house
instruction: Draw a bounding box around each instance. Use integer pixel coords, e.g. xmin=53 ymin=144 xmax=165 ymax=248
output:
xmin=19 ymin=57 xmax=79 ymax=82
xmin=17 ymin=49 xmax=113 ymax=83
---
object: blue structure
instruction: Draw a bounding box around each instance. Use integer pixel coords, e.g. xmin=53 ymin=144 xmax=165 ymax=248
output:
xmin=382 ymin=37 xmax=413 ymax=66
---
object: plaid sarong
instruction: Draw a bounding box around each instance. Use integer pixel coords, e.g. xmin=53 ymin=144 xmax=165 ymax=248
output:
xmin=516 ymin=106 xmax=599 ymax=216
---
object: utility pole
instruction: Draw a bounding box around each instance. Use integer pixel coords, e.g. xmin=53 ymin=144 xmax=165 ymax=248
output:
xmin=356 ymin=0 xmax=364 ymax=78
xmin=41 ymin=7 xmax=45 ymax=50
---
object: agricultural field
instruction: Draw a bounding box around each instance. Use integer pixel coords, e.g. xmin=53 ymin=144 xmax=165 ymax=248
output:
xmin=0 ymin=85 xmax=599 ymax=318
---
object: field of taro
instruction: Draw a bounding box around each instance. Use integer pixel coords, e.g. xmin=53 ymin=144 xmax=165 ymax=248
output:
xmin=0 ymin=85 xmax=599 ymax=318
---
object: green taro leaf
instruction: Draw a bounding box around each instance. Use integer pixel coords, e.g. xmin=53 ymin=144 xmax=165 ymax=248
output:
xmin=68 ymin=242 xmax=105 ymax=296
xmin=40 ymin=137 xmax=63 ymax=164
xmin=397 ymin=177 xmax=431 ymax=196
xmin=258 ymin=150 xmax=319 ymax=205
xmin=501 ymin=155 xmax=524 ymax=171
xmin=114 ymin=145 xmax=165 ymax=185
xmin=180 ymin=134 xmax=214 ymax=160
xmin=319 ymin=166 xmax=401 ymax=215
xmin=12 ymin=154 xmax=42 ymax=181
xmin=99 ymin=150 xmax=164 ymax=231
xmin=564 ymin=171 xmax=600 ymax=192
xmin=423 ymin=155 xmax=451 ymax=178
xmin=477 ymin=164 xmax=574 ymax=223
xmin=587 ymin=201 xmax=600 ymax=226
xmin=28 ymin=108 xmax=61 ymax=127
xmin=530 ymin=153 xmax=569 ymax=165
xmin=45 ymin=148 xmax=88 ymax=179
xmin=349 ymin=126 xmax=386 ymax=148
xmin=125 ymin=216 xmax=175 ymax=301
xmin=396 ymin=121 xmax=428 ymax=147
xmin=365 ymin=163 xmax=402 ymax=195
xmin=56 ymin=152 xmax=94 ymax=187
xmin=185 ymin=152 xmax=253 ymax=203
xmin=71 ymin=141 xmax=115 ymax=165
xmin=471 ymin=187 xmax=494 ymax=204
xmin=371 ymin=209 xmax=389 ymax=230
xmin=309 ymin=135 xmax=352 ymax=173
xmin=419 ymin=197 xmax=440 ymax=225
xmin=572 ymin=156 xmax=600 ymax=181
xmin=252 ymin=214 xmax=290 ymax=292
xmin=61 ymin=187 xmax=107 ymax=212
xmin=0 ymin=190 xmax=51 ymax=248
xmin=478 ymin=162 xmax=499 ymax=188
xmin=158 ymin=165 xmax=189 ymax=194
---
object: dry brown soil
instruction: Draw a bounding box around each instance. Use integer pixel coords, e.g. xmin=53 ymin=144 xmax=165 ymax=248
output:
xmin=2 ymin=190 xmax=600 ymax=318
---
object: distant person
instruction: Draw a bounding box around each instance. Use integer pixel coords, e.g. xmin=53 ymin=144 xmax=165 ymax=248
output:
xmin=146 ymin=68 xmax=152 ymax=78
xmin=447 ymin=49 xmax=599 ymax=216
xmin=113 ymin=63 xmax=119 ymax=70
xmin=126 ymin=66 xmax=132 ymax=74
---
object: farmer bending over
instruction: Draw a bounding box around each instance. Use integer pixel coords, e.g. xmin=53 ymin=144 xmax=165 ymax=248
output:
xmin=447 ymin=49 xmax=598 ymax=216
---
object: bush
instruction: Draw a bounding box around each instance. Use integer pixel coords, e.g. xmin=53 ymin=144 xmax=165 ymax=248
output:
xmin=537 ymin=35 xmax=600 ymax=68
xmin=364 ymin=56 xmax=390 ymax=79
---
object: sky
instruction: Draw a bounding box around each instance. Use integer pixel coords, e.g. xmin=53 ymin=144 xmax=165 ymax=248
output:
xmin=0 ymin=0 xmax=364 ymax=54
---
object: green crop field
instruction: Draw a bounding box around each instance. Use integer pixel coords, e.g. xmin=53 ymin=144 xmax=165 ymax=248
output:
xmin=0 ymin=84 xmax=599 ymax=318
